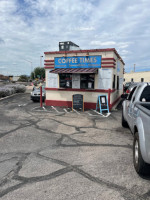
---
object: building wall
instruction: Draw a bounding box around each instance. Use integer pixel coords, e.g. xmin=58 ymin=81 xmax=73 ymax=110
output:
xmin=46 ymin=90 xmax=108 ymax=103
xmin=44 ymin=49 xmax=124 ymax=110
xmin=124 ymin=71 xmax=150 ymax=82
xmin=12 ymin=76 xmax=20 ymax=82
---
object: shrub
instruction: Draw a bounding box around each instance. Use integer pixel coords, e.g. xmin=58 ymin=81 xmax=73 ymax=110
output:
xmin=0 ymin=84 xmax=26 ymax=98
xmin=0 ymin=88 xmax=7 ymax=98
xmin=6 ymin=84 xmax=26 ymax=93
xmin=15 ymin=84 xmax=26 ymax=93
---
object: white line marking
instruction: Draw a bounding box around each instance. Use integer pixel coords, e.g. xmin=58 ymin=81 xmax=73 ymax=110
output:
xmin=51 ymin=106 xmax=59 ymax=113
xmin=33 ymin=110 xmax=53 ymax=112
xmin=103 ymin=112 xmax=111 ymax=117
xmin=18 ymin=104 xmax=27 ymax=107
xmin=87 ymin=112 xmax=101 ymax=116
xmin=43 ymin=106 xmax=47 ymax=111
xmin=63 ymin=108 xmax=69 ymax=113
xmin=93 ymin=110 xmax=111 ymax=117
xmin=0 ymin=93 xmax=18 ymax=101
xmin=73 ymin=109 xmax=80 ymax=115
xmin=93 ymin=110 xmax=103 ymax=116
xmin=31 ymin=106 xmax=41 ymax=111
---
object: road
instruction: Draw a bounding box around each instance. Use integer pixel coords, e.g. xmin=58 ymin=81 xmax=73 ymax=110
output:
xmin=0 ymin=93 xmax=150 ymax=200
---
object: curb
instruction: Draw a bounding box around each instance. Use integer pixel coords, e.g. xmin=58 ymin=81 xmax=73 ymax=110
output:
xmin=0 ymin=93 xmax=20 ymax=101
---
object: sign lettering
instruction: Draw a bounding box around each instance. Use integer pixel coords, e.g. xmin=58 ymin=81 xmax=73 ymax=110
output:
xmin=55 ymin=55 xmax=101 ymax=68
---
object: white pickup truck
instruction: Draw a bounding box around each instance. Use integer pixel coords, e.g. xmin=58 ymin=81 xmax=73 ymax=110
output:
xmin=122 ymin=83 xmax=150 ymax=175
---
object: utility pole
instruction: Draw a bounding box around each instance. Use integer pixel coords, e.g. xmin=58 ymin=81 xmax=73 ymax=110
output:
xmin=40 ymin=56 xmax=43 ymax=67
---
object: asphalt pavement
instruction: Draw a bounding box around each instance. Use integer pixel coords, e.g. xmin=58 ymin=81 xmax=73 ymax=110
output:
xmin=0 ymin=93 xmax=150 ymax=200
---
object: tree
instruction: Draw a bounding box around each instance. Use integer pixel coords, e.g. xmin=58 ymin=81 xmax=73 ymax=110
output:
xmin=18 ymin=75 xmax=28 ymax=82
xmin=31 ymin=67 xmax=45 ymax=80
xmin=30 ymin=72 xmax=35 ymax=80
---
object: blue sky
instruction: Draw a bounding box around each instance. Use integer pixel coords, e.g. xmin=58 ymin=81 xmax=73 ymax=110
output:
xmin=0 ymin=0 xmax=150 ymax=76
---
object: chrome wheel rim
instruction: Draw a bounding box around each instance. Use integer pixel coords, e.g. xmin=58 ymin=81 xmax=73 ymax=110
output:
xmin=135 ymin=140 xmax=139 ymax=165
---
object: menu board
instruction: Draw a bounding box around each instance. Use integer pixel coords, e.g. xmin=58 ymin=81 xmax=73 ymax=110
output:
xmin=72 ymin=94 xmax=84 ymax=111
xmin=72 ymin=74 xmax=80 ymax=89
xmin=98 ymin=69 xmax=112 ymax=89
xmin=100 ymin=95 xmax=107 ymax=109
xmin=47 ymin=72 xmax=58 ymax=88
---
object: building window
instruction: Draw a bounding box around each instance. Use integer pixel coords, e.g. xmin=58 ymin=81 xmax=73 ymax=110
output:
xmin=141 ymin=78 xmax=144 ymax=82
xmin=59 ymin=74 xmax=72 ymax=88
xmin=117 ymin=76 xmax=119 ymax=90
xmin=112 ymin=75 xmax=116 ymax=89
xmin=140 ymin=86 xmax=150 ymax=102
xmin=80 ymin=74 xmax=94 ymax=89
xmin=131 ymin=78 xmax=134 ymax=82
xmin=61 ymin=45 xmax=64 ymax=50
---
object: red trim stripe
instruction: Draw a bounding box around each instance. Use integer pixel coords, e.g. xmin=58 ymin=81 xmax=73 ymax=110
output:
xmin=45 ymin=87 xmax=115 ymax=93
xmin=44 ymin=60 xmax=54 ymax=62
xmin=101 ymin=62 xmax=115 ymax=65
xmin=101 ymin=65 xmax=115 ymax=69
xmin=45 ymin=100 xmax=96 ymax=110
xmin=44 ymin=66 xmax=54 ymax=69
xmin=102 ymin=58 xmax=116 ymax=61
xmin=45 ymin=63 xmax=54 ymax=66
xmin=45 ymin=96 xmax=120 ymax=111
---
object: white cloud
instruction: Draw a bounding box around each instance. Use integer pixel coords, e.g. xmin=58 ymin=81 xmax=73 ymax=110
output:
xmin=0 ymin=0 xmax=150 ymax=75
xmin=120 ymin=50 xmax=130 ymax=55
xmin=90 ymin=41 xmax=116 ymax=46
xmin=73 ymin=27 xmax=95 ymax=31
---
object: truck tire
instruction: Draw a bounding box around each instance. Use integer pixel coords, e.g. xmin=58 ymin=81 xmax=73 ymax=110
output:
xmin=122 ymin=110 xmax=128 ymax=128
xmin=133 ymin=133 xmax=150 ymax=175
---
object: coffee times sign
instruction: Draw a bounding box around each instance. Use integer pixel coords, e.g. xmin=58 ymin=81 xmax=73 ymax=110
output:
xmin=54 ymin=55 xmax=101 ymax=69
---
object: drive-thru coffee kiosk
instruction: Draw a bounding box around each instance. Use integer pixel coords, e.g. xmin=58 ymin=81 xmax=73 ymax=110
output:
xmin=44 ymin=48 xmax=124 ymax=110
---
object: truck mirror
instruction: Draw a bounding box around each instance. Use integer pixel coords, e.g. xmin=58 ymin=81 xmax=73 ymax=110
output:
xmin=121 ymin=94 xmax=128 ymax=99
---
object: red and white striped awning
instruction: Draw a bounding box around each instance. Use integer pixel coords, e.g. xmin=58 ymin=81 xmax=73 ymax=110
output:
xmin=50 ymin=68 xmax=98 ymax=74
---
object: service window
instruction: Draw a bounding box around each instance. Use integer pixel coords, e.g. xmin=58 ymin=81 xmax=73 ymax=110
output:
xmin=127 ymin=86 xmax=137 ymax=101
xmin=112 ymin=75 xmax=116 ymax=89
xmin=131 ymin=85 xmax=142 ymax=103
xmin=140 ymin=86 xmax=150 ymax=102
xmin=80 ymin=74 xmax=94 ymax=89
xmin=59 ymin=74 xmax=72 ymax=88
xmin=117 ymin=76 xmax=119 ymax=90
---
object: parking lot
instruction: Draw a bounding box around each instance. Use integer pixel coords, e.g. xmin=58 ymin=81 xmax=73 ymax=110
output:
xmin=0 ymin=93 xmax=150 ymax=200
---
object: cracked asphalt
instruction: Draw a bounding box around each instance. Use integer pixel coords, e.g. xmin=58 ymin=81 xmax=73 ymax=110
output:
xmin=0 ymin=93 xmax=150 ymax=200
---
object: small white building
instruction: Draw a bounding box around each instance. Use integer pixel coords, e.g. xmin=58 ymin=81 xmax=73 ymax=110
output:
xmin=44 ymin=48 xmax=125 ymax=110
xmin=12 ymin=76 xmax=20 ymax=82
xmin=124 ymin=71 xmax=150 ymax=83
